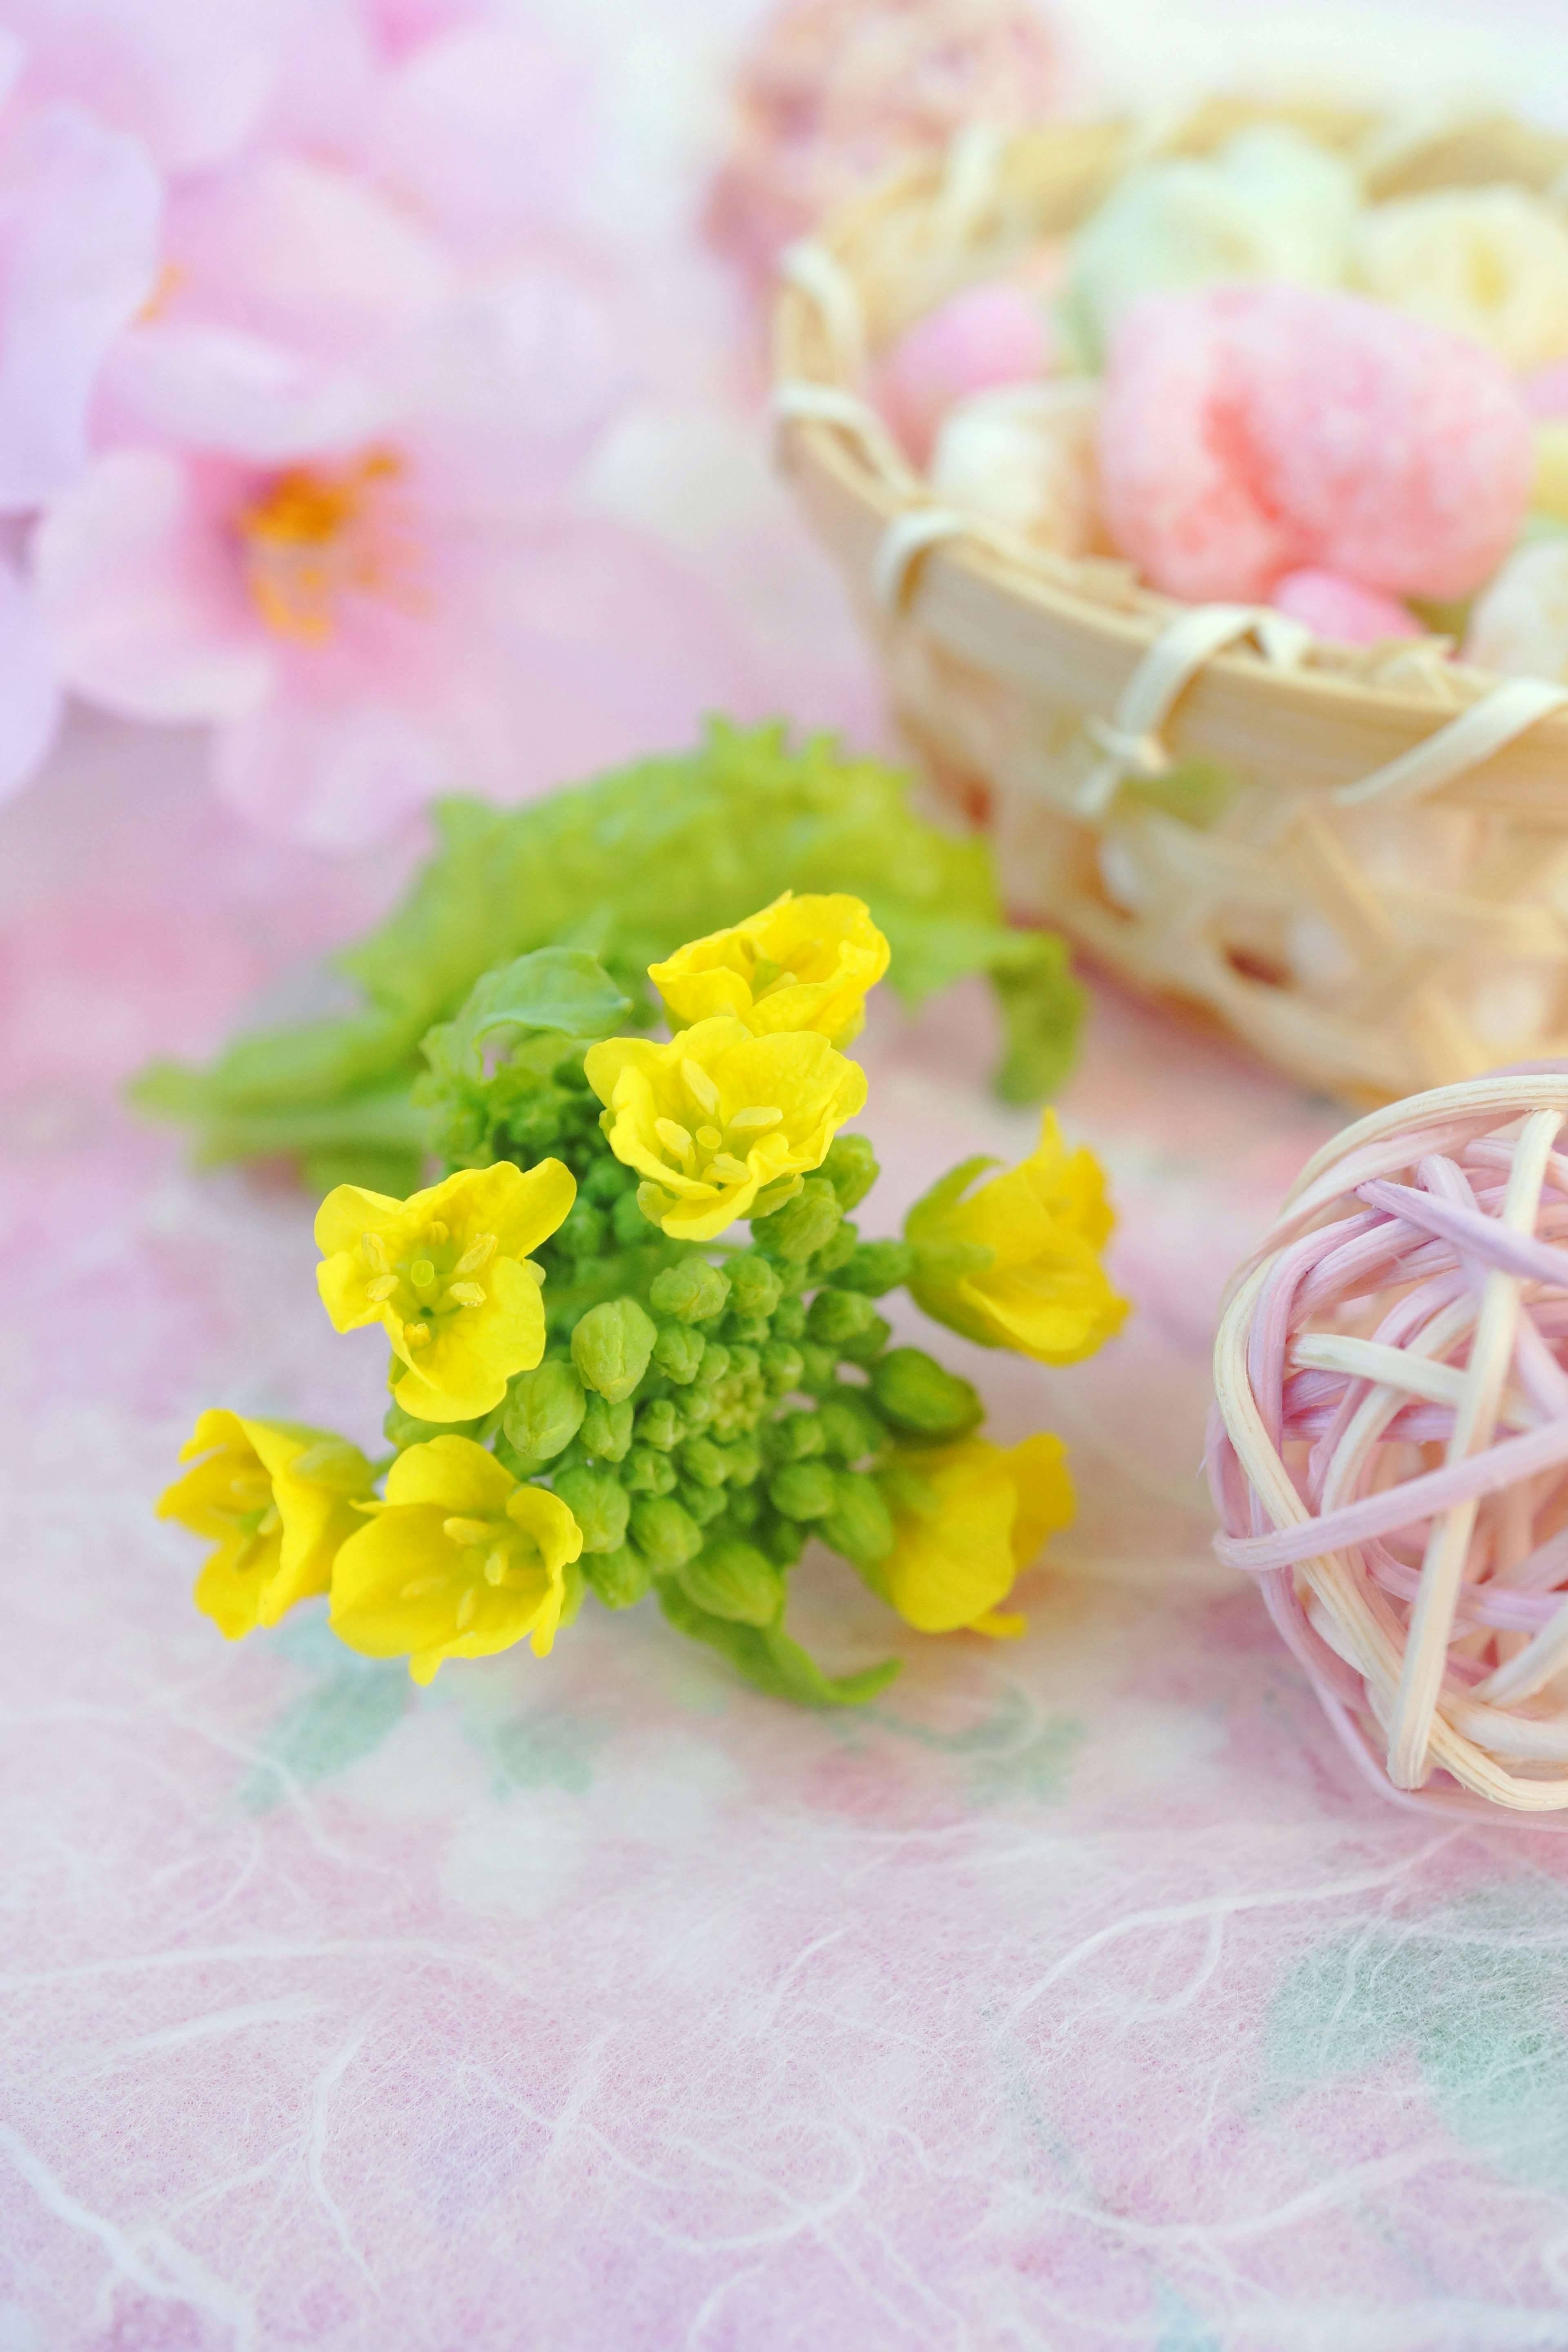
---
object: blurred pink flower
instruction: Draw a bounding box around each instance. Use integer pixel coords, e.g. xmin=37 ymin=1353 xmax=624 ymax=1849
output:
xmin=0 ymin=43 xmax=162 ymax=510
xmin=1 ymin=0 xmax=280 ymax=174
xmin=36 ymin=268 xmax=753 ymax=847
xmin=707 ymin=0 xmax=1063 ymax=287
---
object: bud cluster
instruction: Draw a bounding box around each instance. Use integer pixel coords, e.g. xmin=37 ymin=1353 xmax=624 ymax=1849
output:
xmin=384 ymin=1099 xmax=980 ymax=1670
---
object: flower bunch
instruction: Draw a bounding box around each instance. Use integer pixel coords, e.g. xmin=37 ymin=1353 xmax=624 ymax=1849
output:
xmin=0 ymin=1 xmax=745 ymax=842
xmin=162 ymin=893 xmax=1125 ymax=1703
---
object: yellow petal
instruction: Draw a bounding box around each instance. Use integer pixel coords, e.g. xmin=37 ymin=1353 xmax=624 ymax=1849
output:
xmin=383 ymin=1435 xmax=516 ymax=1514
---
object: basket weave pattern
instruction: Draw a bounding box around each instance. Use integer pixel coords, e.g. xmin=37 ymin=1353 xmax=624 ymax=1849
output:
xmin=1212 ymin=1071 xmax=1568 ymax=1817
xmin=775 ymin=111 xmax=1568 ymax=1105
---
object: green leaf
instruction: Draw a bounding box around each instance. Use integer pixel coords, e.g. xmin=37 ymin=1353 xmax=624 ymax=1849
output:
xmin=423 ymin=948 xmax=631 ymax=1083
xmin=655 ymin=1578 xmax=901 ymax=1707
xmin=132 ymin=720 xmax=1083 ymax=1179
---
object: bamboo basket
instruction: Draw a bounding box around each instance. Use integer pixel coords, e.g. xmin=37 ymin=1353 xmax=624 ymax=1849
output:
xmin=774 ymin=105 xmax=1568 ymax=1105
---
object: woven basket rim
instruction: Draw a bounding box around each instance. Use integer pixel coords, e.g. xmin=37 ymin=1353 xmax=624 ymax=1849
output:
xmin=773 ymin=106 xmax=1568 ymax=767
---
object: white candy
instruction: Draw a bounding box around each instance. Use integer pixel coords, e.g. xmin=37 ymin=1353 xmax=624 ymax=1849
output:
xmin=1068 ymin=126 xmax=1360 ymax=354
xmin=1353 ymin=185 xmax=1568 ymax=373
xmin=1465 ymin=535 xmax=1568 ymax=681
xmin=929 ymin=379 xmax=1107 ymax=556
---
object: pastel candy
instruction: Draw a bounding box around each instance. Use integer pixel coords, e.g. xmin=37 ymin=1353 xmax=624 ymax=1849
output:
xmin=1069 ymin=124 xmax=1359 ymax=355
xmin=929 ymin=380 xmax=1108 ymax=555
xmin=1098 ymin=284 xmax=1535 ymax=604
xmin=873 ymin=282 xmax=1052 ymax=466
xmin=1465 ymin=537 xmax=1568 ymax=682
xmin=1269 ymin=567 xmax=1420 ymax=647
xmin=1352 ymin=186 xmax=1568 ymax=374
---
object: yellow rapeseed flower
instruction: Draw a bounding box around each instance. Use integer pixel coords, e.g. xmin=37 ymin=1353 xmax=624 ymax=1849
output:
xmin=879 ymin=1433 xmax=1075 ymax=1638
xmin=158 ymin=1410 xmax=375 ymax=1639
xmin=329 ymin=1435 xmax=583 ymax=1682
xmin=584 ymin=1014 xmax=866 ymax=1243
xmin=315 ymin=1159 xmax=575 ymax=1423
xmin=906 ymin=1111 xmax=1128 ymax=1364
xmin=648 ymin=891 xmax=890 ymax=1047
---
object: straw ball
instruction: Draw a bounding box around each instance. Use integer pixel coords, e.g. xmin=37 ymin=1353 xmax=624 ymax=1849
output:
xmin=1210 ymin=1068 xmax=1568 ymax=1817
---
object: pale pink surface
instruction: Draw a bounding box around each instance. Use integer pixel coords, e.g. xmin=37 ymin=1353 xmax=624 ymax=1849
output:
xmin=13 ymin=713 xmax=1568 ymax=2349
xmin=872 ymin=283 xmax=1054 ymax=466
xmin=1099 ymin=285 xmax=1535 ymax=603
xmin=1269 ymin=566 xmax=1421 ymax=647
xmin=14 ymin=3 xmax=1568 ymax=2343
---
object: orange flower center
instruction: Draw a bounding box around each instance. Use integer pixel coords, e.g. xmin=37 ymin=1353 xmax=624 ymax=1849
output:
xmin=237 ymin=448 xmax=417 ymax=643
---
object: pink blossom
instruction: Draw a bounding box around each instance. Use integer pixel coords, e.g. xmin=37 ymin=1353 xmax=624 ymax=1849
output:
xmin=2 ymin=0 xmax=280 ymax=175
xmin=0 ymin=59 xmax=162 ymax=511
xmin=36 ymin=280 xmax=751 ymax=847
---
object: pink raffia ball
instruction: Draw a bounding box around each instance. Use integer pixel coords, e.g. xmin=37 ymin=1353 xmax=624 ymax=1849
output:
xmin=705 ymin=0 xmax=1062 ymax=286
xmin=1210 ymin=1069 xmax=1568 ymax=1819
xmin=1098 ymin=283 xmax=1535 ymax=605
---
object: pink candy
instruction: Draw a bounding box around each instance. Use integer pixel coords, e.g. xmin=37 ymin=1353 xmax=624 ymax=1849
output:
xmin=872 ymin=281 xmax=1053 ymax=465
xmin=1098 ymin=284 xmax=1535 ymax=605
xmin=1269 ymin=566 xmax=1419 ymax=646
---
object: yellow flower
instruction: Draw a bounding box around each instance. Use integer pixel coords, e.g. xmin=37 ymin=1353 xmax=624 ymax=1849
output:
xmin=330 ymin=1435 xmax=583 ymax=1683
xmin=879 ymin=1433 xmax=1075 ymax=1637
xmin=584 ymin=1014 xmax=866 ymax=1243
xmin=158 ymin=1410 xmax=375 ymax=1639
xmin=648 ymin=891 xmax=890 ymax=1047
xmin=315 ymin=1159 xmax=575 ymax=1423
xmin=906 ymin=1111 xmax=1128 ymax=1364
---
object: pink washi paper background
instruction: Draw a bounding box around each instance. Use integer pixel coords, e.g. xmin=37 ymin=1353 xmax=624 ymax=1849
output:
xmin=11 ymin=3 xmax=1568 ymax=2348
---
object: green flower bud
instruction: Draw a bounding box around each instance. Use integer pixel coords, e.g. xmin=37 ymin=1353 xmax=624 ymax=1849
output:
xmin=811 ymin=1222 xmax=859 ymax=1277
xmin=508 ymin=1101 xmax=566 ymax=1157
xmin=579 ymin=1393 xmax=634 ymax=1462
xmin=648 ymin=1258 xmax=731 ymax=1324
xmin=795 ymin=1341 xmax=839 ymax=1396
xmin=636 ymin=1396 xmax=683 ymax=1451
xmin=551 ymin=1463 xmax=630 ymax=1555
xmin=806 ymin=1287 xmax=883 ymax=1346
xmin=572 ymin=1296 xmax=657 ymax=1402
xmin=756 ymin=1176 xmax=842 ymax=1264
xmin=675 ymin=1478 xmax=728 ymax=1526
xmin=630 ymin=1496 xmax=703 ymax=1571
xmin=726 ymin=1483 xmax=762 ymax=1529
xmin=769 ymin=1410 xmax=826 ymax=1463
xmin=761 ymin=1339 xmax=804 ymax=1394
xmin=821 ymin=1133 xmax=879 ymax=1209
xmin=612 ymin=1187 xmax=659 ymax=1245
xmin=816 ymin=1393 xmax=883 ymax=1463
xmin=493 ymin=1432 xmax=549 ymax=1481
xmin=623 ymin=1443 xmax=678 ymax=1496
xmin=502 ymin=1360 xmax=586 ymax=1461
xmin=677 ymin=1537 xmax=782 ymax=1627
xmin=679 ymin=1435 xmax=728 ymax=1490
xmin=755 ymin=1511 xmax=807 ymax=1567
xmin=726 ymin=1343 xmax=761 ymax=1382
xmin=557 ymin=1198 xmax=608 ymax=1259
xmin=586 ymin=1543 xmax=652 ymax=1610
xmin=870 ymin=1347 xmax=984 ymax=1439
xmin=653 ymin=1324 xmax=706 ymax=1385
xmin=693 ymin=1340 xmax=731 ymax=1387
xmin=771 ymin=1296 xmax=806 ymax=1342
xmin=727 ymin=1251 xmax=783 ymax=1319
xmin=769 ymin=1460 xmax=838 ymax=1521
xmin=835 ymin=1240 xmax=916 ymax=1296
xmin=725 ymin=1314 xmax=772 ymax=1348
xmin=680 ymin=1385 xmax=717 ymax=1431
xmin=837 ymin=1312 xmax=891 ymax=1369
xmin=713 ymin=1434 xmax=762 ymax=1487
xmin=583 ymin=1153 xmax=635 ymax=1204
xmin=820 ymin=1470 xmax=895 ymax=1564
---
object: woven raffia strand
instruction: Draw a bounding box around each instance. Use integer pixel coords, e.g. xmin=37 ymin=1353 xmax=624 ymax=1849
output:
xmin=1211 ymin=1071 xmax=1568 ymax=1819
xmin=775 ymin=107 xmax=1568 ymax=1107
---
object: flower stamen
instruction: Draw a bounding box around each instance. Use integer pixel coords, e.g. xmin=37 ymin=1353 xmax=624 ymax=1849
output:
xmin=454 ymin=1233 xmax=496 ymax=1275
